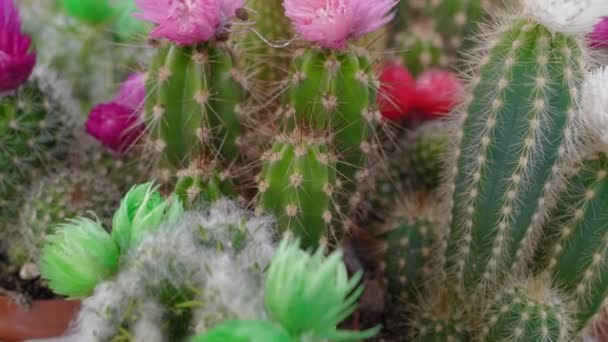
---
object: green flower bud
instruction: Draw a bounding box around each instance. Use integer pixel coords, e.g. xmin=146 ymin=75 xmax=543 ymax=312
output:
xmin=111 ymin=182 xmax=183 ymax=252
xmin=40 ymin=218 xmax=120 ymax=298
xmin=265 ymin=239 xmax=381 ymax=341
xmin=191 ymin=320 xmax=294 ymax=342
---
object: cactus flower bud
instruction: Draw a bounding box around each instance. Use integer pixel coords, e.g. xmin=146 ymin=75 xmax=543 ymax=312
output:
xmin=0 ymin=0 xmax=36 ymax=92
xmin=590 ymin=17 xmax=608 ymax=48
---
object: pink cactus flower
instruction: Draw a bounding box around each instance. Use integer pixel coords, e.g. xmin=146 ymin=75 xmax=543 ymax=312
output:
xmin=284 ymin=0 xmax=398 ymax=49
xmin=0 ymin=0 xmax=36 ymax=92
xmin=134 ymin=0 xmax=245 ymax=45
xmin=590 ymin=17 xmax=608 ymax=49
xmin=86 ymin=73 xmax=146 ymax=154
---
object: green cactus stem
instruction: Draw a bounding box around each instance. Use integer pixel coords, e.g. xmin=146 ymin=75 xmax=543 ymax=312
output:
xmin=445 ymin=17 xmax=587 ymax=296
xmin=145 ymin=42 xmax=247 ymax=172
xmin=258 ymin=131 xmax=337 ymax=248
xmin=396 ymin=19 xmax=447 ymax=76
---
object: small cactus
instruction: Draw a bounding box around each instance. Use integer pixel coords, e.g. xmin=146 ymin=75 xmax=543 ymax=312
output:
xmin=481 ymin=277 xmax=571 ymax=342
xmin=409 ymin=289 xmax=469 ymax=341
xmin=258 ymin=131 xmax=337 ymax=248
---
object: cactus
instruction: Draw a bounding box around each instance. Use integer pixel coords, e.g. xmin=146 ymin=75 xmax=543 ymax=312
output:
xmin=481 ymin=278 xmax=571 ymax=342
xmin=410 ymin=289 xmax=469 ymax=341
xmin=445 ymin=16 xmax=587 ymax=296
xmin=174 ymin=167 xmax=236 ymax=208
xmin=11 ymin=169 xmax=122 ymax=264
xmin=0 ymin=68 xmax=76 ymax=195
xmin=429 ymin=0 xmax=484 ymax=57
xmin=258 ymin=131 xmax=337 ymax=248
xmin=410 ymin=128 xmax=449 ymax=190
xmin=238 ymin=0 xmax=293 ymax=84
xmin=145 ymin=42 xmax=247 ymax=173
xmin=286 ymin=48 xmax=378 ymax=189
xmin=535 ymin=153 xmax=608 ymax=333
xmin=63 ymin=200 xmax=277 ymax=341
xmin=396 ymin=19 xmax=447 ymax=76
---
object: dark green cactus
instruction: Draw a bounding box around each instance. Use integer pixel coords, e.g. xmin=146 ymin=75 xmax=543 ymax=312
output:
xmin=535 ymin=153 xmax=608 ymax=333
xmin=145 ymin=42 xmax=246 ymax=172
xmin=258 ymin=132 xmax=337 ymax=248
xmin=481 ymin=278 xmax=570 ymax=342
xmin=445 ymin=18 xmax=586 ymax=296
xmin=410 ymin=290 xmax=469 ymax=342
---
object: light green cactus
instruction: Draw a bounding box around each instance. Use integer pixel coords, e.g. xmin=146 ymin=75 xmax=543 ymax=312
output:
xmin=258 ymin=132 xmax=337 ymax=248
xmin=145 ymin=42 xmax=247 ymax=173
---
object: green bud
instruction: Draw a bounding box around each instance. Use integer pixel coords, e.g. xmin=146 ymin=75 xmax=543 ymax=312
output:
xmin=265 ymin=239 xmax=380 ymax=341
xmin=190 ymin=320 xmax=294 ymax=342
xmin=39 ymin=218 xmax=120 ymax=298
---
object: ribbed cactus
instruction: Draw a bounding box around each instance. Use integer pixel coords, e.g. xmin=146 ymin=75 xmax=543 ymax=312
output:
xmin=0 ymin=69 xmax=76 ymax=194
xmin=410 ymin=290 xmax=469 ymax=341
xmin=429 ymin=0 xmax=484 ymax=56
xmin=286 ymin=49 xmax=378 ymax=188
xmin=145 ymin=42 xmax=247 ymax=173
xmin=445 ymin=17 xmax=587 ymax=296
xmin=258 ymin=132 xmax=337 ymax=248
xmin=11 ymin=169 xmax=121 ymax=264
xmin=239 ymin=0 xmax=293 ymax=84
xmin=174 ymin=166 xmax=236 ymax=208
xmin=535 ymin=153 xmax=608 ymax=333
xmin=396 ymin=19 xmax=447 ymax=75
xmin=481 ymin=278 xmax=571 ymax=342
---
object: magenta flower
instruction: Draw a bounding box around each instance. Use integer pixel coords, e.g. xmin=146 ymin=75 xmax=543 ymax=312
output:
xmin=590 ymin=18 xmax=608 ymax=49
xmin=284 ymin=0 xmax=398 ymax=50
xmin=134 ymin=0 xmax=245 ymax=45
xmin=0 ymin=0 xmax=36 ymax=92
xmin=86 ymin=73 xmax=146 ymax=154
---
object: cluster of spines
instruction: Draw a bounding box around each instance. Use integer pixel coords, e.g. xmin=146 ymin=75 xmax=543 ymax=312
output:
xmin=144 ymin=41 xmax=248 ymax=177
xmin=444 ymin=17 xmax=587 ymax=298
xmin=535 ymin=153 xmax=608 ymax=333
xmin=258 ymin=132 xmax=337 ymax=248
xmin=480 ymin=278 xmax=571 ymax=342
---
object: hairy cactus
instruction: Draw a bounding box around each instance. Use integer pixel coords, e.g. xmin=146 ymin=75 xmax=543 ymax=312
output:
xmin=258 ymin=131 xmax=337 ymax=248
xmin=535 ymin=153 xmax=608 ymax=333
xmin=0 ymin=68 xmax=77 ymax=195
xmin=286 ymin=49 xmax=379 ymax=188
xmin=10 ymin=169 xmax=121 ymax=264
xmin=63 ymin=200 xmax=277 ymax=341
xmin=445 ymin=15 xmax=588 ymax=296
xmin=481 ymin=278 xmax=571 ymax=342
xmin=145 ymin=42 xmax=247 ymax=172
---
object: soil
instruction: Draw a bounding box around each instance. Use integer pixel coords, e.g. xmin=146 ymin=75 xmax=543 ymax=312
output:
xmin=0 ymin=252 xmax=56 ymax=308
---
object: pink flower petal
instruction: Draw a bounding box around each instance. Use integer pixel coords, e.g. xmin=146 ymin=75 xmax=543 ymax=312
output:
xmin=0 ymin=0 xmax=36 ymax=91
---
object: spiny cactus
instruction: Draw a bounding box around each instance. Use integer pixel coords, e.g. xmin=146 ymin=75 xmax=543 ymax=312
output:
xmin=11 ymin=169 xmax=122 ymax=264
xmin=481 ymin=277 xmax=571 ymax=342
xmin=444 ymin=15 xmax=589 ymax=297
xmin=0 ymin=67 xmax=77 ymax=195
xmin=174 ymin=165 xmax=236 ymax=208
xmin=535 ymin=153 xmax=608 ymax=333
xmin=285 ymin=48 xmax=379 ymax=188
xmin=429 ymin=0 xmax=484 ymax=57
xmin=63 ymin=200 xmax=276 ymax=341
xmin=409 ymin=289 xmax=469 ymax=341
xmin=396 ymin=19 xmax=447 ymax=76
xmin=145 ymin=42 xmax=247 ymax=173
xmin=258 ymin=131 xmax=337 ymax=248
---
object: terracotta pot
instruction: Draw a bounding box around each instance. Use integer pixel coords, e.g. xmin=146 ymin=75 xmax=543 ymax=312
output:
xmin=0 ymin=296 xmax=80 ymax=342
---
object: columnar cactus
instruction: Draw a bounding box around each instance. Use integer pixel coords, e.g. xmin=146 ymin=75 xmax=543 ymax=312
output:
xmin=174 ymin=161 xmax=236 ymax=208
xmin=481 ymin=278 xmax=571 ymax=342
xmin=258 ymin=131 xmax=337 ymax=248
xmin=429 ymin=0 xmax=484 ymax=57
xmin=286 ymin=49 xmax=378 ymax=186
xmin=145 ymin=42 xmax=247 ymax=172
xmin=535 ymin=153 xmax=608 ymax=333
xmin=410 ymin=290 xmax=469 ymax=341
xmin=445 ymin=15 xmax=588 ymax=297
xmin=396 ymin=19 xmax=447 ymax=75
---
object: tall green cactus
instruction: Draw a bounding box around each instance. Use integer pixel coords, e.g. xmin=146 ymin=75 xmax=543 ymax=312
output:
xmin=396 ymin=19 xmax=447 ymax=76
xmin=145 ymin=42 xmax=246 ymax=173
xmin=430 ymin=0 xmax=484 ymax=56
xmin=535 ymin=153 xmax=608 ymax=333
xmin=445 ymin=17 xmax=586 ymax=296
xmin=286 ymin=49 xmax=378 ymax=189
xmin=481 ymin=278 xmax=571 ymax=342
xmin=258 ymin=132 xmax=337 ymax=248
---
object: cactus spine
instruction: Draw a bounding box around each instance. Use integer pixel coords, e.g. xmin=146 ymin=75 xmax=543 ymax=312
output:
xmin=481 ymin=278 xmax=571 ymax=342
xmin=145 ymin=42 xmax=246 ymax=173
xmin=258 ymin=132 xmax=336 ymax=248
xmin=445 ymin=18 xmax=586 ymax=296
xmin=535 ymin=153 xmax=608 ymax=332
